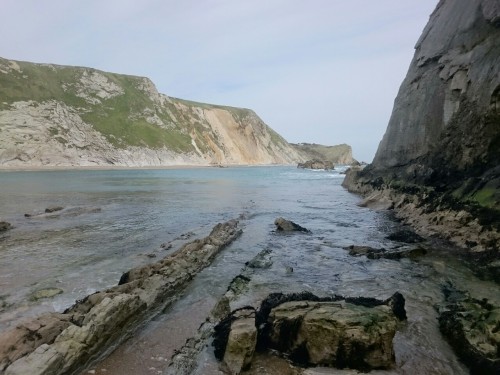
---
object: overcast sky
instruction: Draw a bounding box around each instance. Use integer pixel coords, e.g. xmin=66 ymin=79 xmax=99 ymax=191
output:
xmin=1 ymin=0 xmax=438 ymax=162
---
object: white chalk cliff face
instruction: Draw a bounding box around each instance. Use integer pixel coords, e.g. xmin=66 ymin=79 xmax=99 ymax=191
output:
xmin=0 ymin=58 xmax=304 ymax=168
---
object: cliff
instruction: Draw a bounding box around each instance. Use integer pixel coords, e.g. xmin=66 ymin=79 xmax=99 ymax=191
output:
xmin=343 ymin=0 xmax=499 ymax=265
xmin=290 ymin=143 xmax=356 ymax=165
xmin=0 ymin=57 xmax=304 ymax=168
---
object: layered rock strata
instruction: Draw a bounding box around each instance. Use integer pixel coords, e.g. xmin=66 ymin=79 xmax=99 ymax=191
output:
xmin=0 ymin=219 xmax=241 ymax=375
xmin=343 ymin=0 xmax=500 ymax=260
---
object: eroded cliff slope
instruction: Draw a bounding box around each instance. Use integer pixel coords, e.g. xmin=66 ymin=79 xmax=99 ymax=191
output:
xmin=344 ymin=0 xmax=500 ymax=260
xmin=291 ymin=143 xmax=356 ymax=165
xmin=0 ymin=58 xmax=304 ymax=167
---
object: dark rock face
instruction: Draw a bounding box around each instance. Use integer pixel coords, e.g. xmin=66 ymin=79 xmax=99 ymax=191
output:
xmin=297 ymin=159 xmax=334 ymax=170
xmin=438 ymin=285 xmax=500 ymax=374
xmin=274 ymin=217 xmax=310 ymax=233
xmin=343 ymin=0 xmax=500 ymax=256
xmin=0 ymin=219 xmax=242 ymax=375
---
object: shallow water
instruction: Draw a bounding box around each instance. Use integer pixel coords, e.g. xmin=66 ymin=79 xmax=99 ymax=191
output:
xmin=0 ymin=166 xmax=497 ymax=374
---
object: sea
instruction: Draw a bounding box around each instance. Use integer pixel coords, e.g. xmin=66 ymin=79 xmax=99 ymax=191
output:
xmin=0 ymin=166 xmax=497 ymax=374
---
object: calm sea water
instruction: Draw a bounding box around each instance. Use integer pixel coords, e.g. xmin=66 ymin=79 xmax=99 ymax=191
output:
xmin=0 ymin=166 xmax=497 ymax=374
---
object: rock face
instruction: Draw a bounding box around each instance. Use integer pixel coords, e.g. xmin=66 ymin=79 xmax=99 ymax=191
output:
xmin=343 ymin=0 xmax=500 ymax=257
xmin=0 ymin=219 xmax=242 ymax=375
xmin=0 ymin=57 xmax=305 ymax=168
xmin=297 ymin=159 xmax=334 ymax=170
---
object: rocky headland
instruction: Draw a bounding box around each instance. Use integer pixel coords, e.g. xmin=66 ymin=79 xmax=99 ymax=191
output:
xmin=0 ymin=58 xmax=310 ymax=168
xmin=342 ymin=0 xmax=500 ymax=372
xmin=343 ymin=0 xmax=500 ymax=275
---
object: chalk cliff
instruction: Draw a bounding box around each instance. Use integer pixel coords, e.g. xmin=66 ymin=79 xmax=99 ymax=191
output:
xmin=0 ymin=57 xmax=304 ymax=168
xmin=344 ymin=0 xmax=499 ymax=261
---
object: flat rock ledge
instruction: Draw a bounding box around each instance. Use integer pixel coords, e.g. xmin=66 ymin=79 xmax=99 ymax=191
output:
xmin=214 ymin=291 xmax=406 ymax=374
xmin=0 ymin=219 xmax=242 ymax=375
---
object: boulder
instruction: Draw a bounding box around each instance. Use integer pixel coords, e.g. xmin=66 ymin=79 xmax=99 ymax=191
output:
xmin=213 ymin=292 xmax=405 ymax=372
xmin=0 ymin=221 xmax=12 ymax=232
xmin=297 ymin=160 xmax=334 ymax=170
xmin=274 ymin=218 xmax=310 ymax=233
xmin=439 ymin=286 xmax=500 ymax=374
xmin=222 ymin=308 xmax=257 ymax=374
xmin=266 ymin=301 xmax=398 ymax=371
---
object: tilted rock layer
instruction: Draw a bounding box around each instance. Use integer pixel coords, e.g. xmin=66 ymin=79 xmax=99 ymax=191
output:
xmin=0 ymin=220 xmax=241 ymax=375
xmin=0 ymin=57 xmax=305 ymax=167
xmin=344 ymin=0 xmax=500 ymax=254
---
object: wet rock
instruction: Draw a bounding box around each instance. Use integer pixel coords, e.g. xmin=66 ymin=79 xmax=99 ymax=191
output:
xmin=1 ymin=219 xmax=242 ymax=374
xmin=297 ymin=160 xmax=334 ymax=170
xmin=344 ymin=245 xmax=385 ymax=257
xmin=0 ymin=221 xmax=12 ymax=232
xmin=344 ymin=245 xmax=426 ymax=260
xmin=438 ymin=286 xmax=500 ymax=374
xmin=274 ymin=218 xmax=310 ymax=233
xmin=29 ymin=288 xmax=64 ymax=301
xmin=386 ymin=229 xmax=424 ymax=243
xmin=222 ymin=308 xmax=257 ymax=374
xmin=246 ymin=249 xmax=273 ymax=269
xmin=266 ymin=301 xmax=398 ymax=371
xmin=0 ymin=313 xmax=71 ymax=372
xmin=225 ymin=274 xmax=251 ymax=300
xmin=44 ymin=206 xmax=64 ymax=213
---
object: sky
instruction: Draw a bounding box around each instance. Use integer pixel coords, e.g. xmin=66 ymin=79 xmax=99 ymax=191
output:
xmin=1 ymin=0 xmax=438 ymax=162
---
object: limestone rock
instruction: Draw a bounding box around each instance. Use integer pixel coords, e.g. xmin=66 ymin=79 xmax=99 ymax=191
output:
xmin=274 ymin=217 xmax=310 ymax=233
xmin=223 ymin=308 xmax=257 ymax=374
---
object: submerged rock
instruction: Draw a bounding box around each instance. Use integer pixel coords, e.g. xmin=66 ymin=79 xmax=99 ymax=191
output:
xmin=344 ymin=245 xmax=427 ymax=260
xmin=439 ymin=286 xmax=500 ymax=374
xmin=29 ymin=288 xmax=63 ymax=301
xmin=44 ymin=206 xmax=64 ymax=213
xmin=274 ymin=218 xmax=310 ymax=233
xmin=0 ymin=219 xmax=242 ymax=375
xmin=0 ymin=221 xmax=12 ymax=232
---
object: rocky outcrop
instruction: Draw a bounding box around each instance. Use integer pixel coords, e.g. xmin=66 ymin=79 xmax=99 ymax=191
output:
xmin=274 ymin=217 xmax=310 ymax=233
xmin=213 ymin=291 xmax=406 ymax=373
xmin=0 ymin=57 xmax=305 ymax=168
xmin=343 ymin=0 xmax=499 ymax=263
xmin=438 ymin=285 xmax=500 ymax=374
xmin=344 ymin=245 xmax=427 ymax=260
xmin=291 ymin=143 xmax=356 ymax=165
xmin=0 ymin=219 xmax=241 ymax=374
xmin=297 ymin=159 xmax=334 ymax=170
